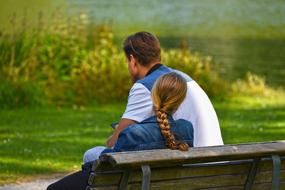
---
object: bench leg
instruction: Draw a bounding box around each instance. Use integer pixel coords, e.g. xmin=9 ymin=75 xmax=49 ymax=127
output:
xmin=118 ymin=169 xmax=130 ymax=190
xmin=272 ymin=155 xmax=281 ymax=190
xmin=141 ymin=165 xmax=151 ymax=190
xmin=244 ymin=158 xmax=261 ymax=190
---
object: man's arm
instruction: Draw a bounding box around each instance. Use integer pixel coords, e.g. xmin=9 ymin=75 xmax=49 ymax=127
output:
xmin=106 ymin=83 xmax=152 ymax=147
xmin=106 ymin=118 xmax=136 ymax=147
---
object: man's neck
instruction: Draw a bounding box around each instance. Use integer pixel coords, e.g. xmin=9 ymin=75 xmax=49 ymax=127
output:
xmin=139 ymin=62 xmax=161 ymax=79
xmin=145 ymin=63 xmax=162 ymax=76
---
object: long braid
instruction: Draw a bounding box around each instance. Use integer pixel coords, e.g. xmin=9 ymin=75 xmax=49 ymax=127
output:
xmin=152 ymin=72 xmax=190 ymax=152
xmin=157 ymin=110 xmax=177 ymax=149
xmin=157 ymin=110 xmax=189 ymax=151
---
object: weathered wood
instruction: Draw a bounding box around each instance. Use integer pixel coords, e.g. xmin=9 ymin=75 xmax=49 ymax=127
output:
xmin=99 ymin=141 xmax=285 ymax=167
xmin=91 ymin=160 xmax=250 ymax=186
xmin=87 ymin=141 xmax=285 ymax=190
xmin=252 ymin=182 xmax=285 ymax=190
xmin=91 ymin=170 xmax=285 ymax=190
xmin=255 ymin=169 xmax=285 ymax=183
xmin=90 ymin=158 xmax=285 ymax=186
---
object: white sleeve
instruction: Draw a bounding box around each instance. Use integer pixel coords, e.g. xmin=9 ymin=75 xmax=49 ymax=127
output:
xmin=122 ymin=83 xmax=153 ymax=122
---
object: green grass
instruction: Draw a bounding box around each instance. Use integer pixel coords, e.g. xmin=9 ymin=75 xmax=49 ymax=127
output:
xmin=0 ymin=95 xmax=285 ymax=185
xmin=0 ymin=103 xmax=125 ymax=185
xmin=216 ymin=95 xmax=285 ymax=143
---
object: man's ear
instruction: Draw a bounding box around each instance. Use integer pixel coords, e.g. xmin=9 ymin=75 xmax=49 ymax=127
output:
xmin=130 ymin=54 xmax=139 ymax=68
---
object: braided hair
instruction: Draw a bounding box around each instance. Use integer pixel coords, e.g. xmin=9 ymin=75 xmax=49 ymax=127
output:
xmin=152 ymin=72 xmax=189 ymax=151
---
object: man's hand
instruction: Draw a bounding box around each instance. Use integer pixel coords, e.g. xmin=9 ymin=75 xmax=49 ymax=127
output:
xmin=106 ymin=118 xmax=136 ymax=148
xmin=106 ymin=135 xmax=114 ymax=148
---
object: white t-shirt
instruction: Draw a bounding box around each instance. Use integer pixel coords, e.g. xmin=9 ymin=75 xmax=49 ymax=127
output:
xmin=122 ymin=80 xmax=224 ymax=147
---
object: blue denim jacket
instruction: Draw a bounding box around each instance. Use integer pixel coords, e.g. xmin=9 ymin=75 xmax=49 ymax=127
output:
xmin=101 ymin=116 xmax=194 ymax=155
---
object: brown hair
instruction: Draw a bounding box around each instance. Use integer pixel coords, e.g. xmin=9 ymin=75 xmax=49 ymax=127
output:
xmin=152 ymin=72 xmax=189 ymax=151
xmin=123 ymin=31 xmax=161 ymax=65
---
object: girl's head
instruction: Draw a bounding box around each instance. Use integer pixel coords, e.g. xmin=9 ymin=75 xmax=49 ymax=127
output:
xmin=151 ymin=72 xmax=189 ymax=151
xmin=152 ymin=72 xmax=187 ymax=115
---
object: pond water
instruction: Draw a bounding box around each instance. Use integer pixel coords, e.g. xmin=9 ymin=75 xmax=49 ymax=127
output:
xmin=160 ymin=37 xmax=285 ymax=86
xmin=0 ymin=0 xmax=284 ymax=87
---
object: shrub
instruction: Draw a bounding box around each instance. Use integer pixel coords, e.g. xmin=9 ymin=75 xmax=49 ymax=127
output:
xmin=0 ymin=77 xmax=43 ymax=108
xmin=231 ymin=72 xmax=272 ymax=96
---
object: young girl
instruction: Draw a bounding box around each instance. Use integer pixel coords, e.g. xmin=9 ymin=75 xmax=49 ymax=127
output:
xmin=83 ymin=72 xmax=194 ymax=163
xmin=47 ymin=72 xmax=194 ymax=190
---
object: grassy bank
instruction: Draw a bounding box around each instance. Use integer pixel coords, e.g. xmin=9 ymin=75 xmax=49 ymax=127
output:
xmin=1 ymin=94 xmax=285 ymax=185
xmin=216 ymin=94 xmax=285 ymax=143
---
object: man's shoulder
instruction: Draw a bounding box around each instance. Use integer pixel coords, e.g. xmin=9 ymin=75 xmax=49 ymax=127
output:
xmin=136 ymin=65 xmax=172 ymax=91
xmin=136 ymin=65 xmax=193 ymax=91
xmin=129 ymin=83 xmax=150 ymax=94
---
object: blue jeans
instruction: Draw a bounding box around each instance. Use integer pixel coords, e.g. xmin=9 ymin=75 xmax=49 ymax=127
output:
xmin=83 ymin=146 xmax=106 ymax=163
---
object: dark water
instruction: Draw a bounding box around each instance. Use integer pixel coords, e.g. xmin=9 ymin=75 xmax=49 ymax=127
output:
xmin=159 ymin=37 xmax=285 ymax=86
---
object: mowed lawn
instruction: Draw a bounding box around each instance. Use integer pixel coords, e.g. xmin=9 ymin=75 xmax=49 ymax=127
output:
xmin=0 ymin=95 xmax=285 ymax=185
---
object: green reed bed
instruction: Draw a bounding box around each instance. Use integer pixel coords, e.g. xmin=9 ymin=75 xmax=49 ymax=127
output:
xmin=0 ymin=12 xmax=228 ymax=109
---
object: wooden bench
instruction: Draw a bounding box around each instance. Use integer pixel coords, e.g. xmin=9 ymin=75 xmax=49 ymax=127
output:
xmin=86 ymin=141 xmax=285 ymax=190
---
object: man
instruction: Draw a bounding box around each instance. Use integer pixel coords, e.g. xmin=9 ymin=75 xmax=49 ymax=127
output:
xmin=47 ymin=31 xmax=223 ymax=190
xmin=106 ymin=31 xmax=223 ymax=149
